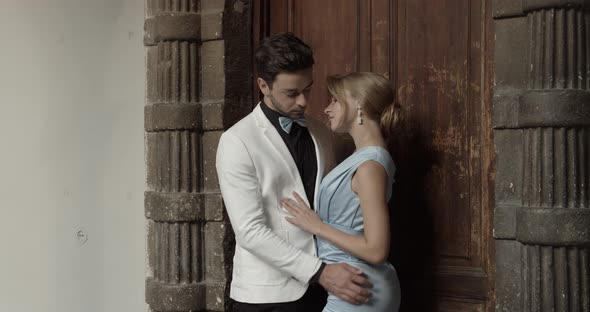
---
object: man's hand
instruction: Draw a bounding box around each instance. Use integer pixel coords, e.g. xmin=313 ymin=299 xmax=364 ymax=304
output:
xmin=319 ymin=263 xmax=373 ymax=304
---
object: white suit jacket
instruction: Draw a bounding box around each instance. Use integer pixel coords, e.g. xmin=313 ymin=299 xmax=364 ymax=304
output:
xmin=216 ymin=103 xmax=334 ymax=303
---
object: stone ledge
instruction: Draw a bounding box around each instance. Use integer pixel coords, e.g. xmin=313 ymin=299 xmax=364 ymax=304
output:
xmin=145 ymin=100 xmax=252 ymax=132
xmin=145 ymin=103 xmax=202 ymax=131
xmin=517 ymin=207 xmax=590 ymax=246
xmin=145 ymin=278 xmax=228 ymax=311
xmin=202 ymin=99 xmax=254 ymax=130
xmin=144 ymin=11 xmax=228 ymax=46
xmin=205 ymin=281 xmax=229 ymax=311
xmin=493 ymin=89 xmax=590 ymax=128
xmin=494 ymin=204 xmax=518 ymax=239
xmin=494 ymin=0 xmax=588 ymax=18
xmin=494 ymin=0 xmax=526 ymax=18
xmin=145 ymin=191 xmax=224 ymax=222
xmin=522 ymin=0 xmax=588 ymax=12
xmin=145 ymin=13 xmax=201 ymax=46
xmin=146 ymin=278 xmax=206 ymax=311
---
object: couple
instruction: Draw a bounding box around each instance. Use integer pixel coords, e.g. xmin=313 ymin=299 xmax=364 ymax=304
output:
xmin=216 ymin=33 xmax=401 ymax=312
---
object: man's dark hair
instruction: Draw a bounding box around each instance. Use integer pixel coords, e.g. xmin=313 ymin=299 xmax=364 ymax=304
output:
xmin=255 ymin=32 xmax=314 ymax=86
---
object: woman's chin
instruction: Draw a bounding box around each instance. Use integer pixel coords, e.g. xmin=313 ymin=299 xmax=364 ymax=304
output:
xmin=328 ymin=123 xmax=338 ymax=132
xmin=330 ymin=126 xmax=346 ymax=134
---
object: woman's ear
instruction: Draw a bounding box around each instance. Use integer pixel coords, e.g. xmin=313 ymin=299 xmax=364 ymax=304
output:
xmin=257 ymin=78 xmax=271 ymax=96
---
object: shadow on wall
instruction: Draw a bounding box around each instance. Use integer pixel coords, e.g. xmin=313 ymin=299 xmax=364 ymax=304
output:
xmin=390 ymin=126 xmax=438 ymax=312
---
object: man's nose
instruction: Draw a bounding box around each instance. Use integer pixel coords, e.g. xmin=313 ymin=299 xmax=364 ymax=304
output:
xmin=296 ymin=93 xmax=308 ymax=107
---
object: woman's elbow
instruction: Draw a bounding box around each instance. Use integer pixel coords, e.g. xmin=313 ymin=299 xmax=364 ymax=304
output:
xmin=365 ymin=249 xmax=389 ymax=265
xmin=366 ymin=255 xmax=388 ymax=265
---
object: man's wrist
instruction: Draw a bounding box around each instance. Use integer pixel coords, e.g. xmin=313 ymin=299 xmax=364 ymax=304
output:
xmin=309 ymin=262 xmax=326 ymax=284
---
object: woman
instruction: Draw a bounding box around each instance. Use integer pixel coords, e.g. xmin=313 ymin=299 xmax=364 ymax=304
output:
xmin=281 ymin=72 xmax=402 ymax=312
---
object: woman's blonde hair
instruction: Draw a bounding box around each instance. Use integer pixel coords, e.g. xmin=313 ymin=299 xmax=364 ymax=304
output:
xmin=327 ymin=72 xmax=402 ymax=138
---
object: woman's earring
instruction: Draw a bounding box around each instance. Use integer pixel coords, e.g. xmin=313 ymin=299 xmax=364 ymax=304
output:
xmin=357 ymin=105 xmax=363 ymax=125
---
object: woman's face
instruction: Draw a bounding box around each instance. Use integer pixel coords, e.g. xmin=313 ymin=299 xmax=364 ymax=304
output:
xmin=324 ymin=90 xmax=356 ymax=133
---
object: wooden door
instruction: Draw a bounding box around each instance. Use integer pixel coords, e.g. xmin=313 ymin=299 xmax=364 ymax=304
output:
xmin=252 ymin=1 xmax=495 ymax=311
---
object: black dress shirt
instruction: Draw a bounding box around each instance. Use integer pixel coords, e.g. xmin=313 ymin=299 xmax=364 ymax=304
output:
xmin=260 ymin=102 xmax=318 ymax=209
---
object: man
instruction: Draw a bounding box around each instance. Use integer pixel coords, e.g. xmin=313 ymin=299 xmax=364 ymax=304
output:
xmin=216 ymin=33 xmax=372 ymax=311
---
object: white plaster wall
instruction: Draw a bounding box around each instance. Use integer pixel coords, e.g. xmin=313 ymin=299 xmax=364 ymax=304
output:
xmin=0 ymin=1 xmax=145 ymax=311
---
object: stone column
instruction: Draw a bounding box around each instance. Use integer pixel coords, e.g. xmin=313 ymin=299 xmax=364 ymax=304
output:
xmin=143 ymin=0 xmax=251 ymax=311
xmin=493 ymin=0 xmax=590 ymax=311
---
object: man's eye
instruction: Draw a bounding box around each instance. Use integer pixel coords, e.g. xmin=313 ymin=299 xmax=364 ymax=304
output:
xmin=287 ymin=93 xmax=299 ymax=98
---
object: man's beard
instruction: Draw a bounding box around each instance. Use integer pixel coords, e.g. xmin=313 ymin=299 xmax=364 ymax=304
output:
xmin=268 ymin=93 xmax=304 ymax=119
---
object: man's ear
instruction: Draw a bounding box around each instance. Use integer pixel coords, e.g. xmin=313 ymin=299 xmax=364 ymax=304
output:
xmin=257 ymin=78 xmax=271 ymax=96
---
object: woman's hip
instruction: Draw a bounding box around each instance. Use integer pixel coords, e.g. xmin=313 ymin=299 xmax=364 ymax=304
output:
xmin=323 ymin=262 xmax=401 ymax=312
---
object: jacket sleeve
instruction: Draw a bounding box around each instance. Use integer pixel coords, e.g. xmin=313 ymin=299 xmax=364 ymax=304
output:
xmin=215 ymin=131 xmax=322 ymax=283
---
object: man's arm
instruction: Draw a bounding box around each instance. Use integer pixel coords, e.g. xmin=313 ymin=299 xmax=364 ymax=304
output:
xmin=216 ymin=131 xmax=321 ymax=283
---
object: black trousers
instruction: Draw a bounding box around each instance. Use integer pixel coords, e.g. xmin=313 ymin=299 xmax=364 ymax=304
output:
xmin=231 ymin=284 xmax=328 ymax=312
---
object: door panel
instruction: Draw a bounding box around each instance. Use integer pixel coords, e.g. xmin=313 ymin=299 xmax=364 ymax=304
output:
xmin=253 ymin=1 xmax=495 ymax=310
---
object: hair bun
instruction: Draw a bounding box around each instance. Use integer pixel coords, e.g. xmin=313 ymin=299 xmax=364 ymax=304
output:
xmin=380 ymin=102 xmax=403 ymax=138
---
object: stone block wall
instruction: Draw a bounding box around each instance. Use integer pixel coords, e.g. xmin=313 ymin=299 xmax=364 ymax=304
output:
xmin=143 ymin=1 xmax=252 ymax=311
xmin=493 ymin=1 xmax=590 ymax=311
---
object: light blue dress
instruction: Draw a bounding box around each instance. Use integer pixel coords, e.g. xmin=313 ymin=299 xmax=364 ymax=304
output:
xmin=317 ymin=146 xmax=401 ymax=312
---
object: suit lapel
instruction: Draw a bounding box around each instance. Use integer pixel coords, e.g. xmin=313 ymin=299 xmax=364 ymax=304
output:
xmin=253 ymin=105 xmax=308 ymax=201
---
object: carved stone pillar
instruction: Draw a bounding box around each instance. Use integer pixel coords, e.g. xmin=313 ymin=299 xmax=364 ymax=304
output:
xmin=493 ymin=0 xmax=590 ymax=311
xmin=144 ymin=0 xmax=251 ymax=311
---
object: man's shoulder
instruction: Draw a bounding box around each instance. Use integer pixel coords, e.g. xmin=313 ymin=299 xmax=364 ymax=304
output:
xmin=217 ymin=112 xmax=258 ymax=162
xmin=223 ymin=110 xmax=258 ymax=138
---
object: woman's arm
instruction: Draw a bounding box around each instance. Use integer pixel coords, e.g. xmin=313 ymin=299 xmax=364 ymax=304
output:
xmin=282 ymin=160 xmax=391 ymax=265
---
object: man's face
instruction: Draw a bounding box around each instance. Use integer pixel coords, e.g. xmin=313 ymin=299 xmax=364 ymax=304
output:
xmin=258 ymin=68 xmax=313 ymax=119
